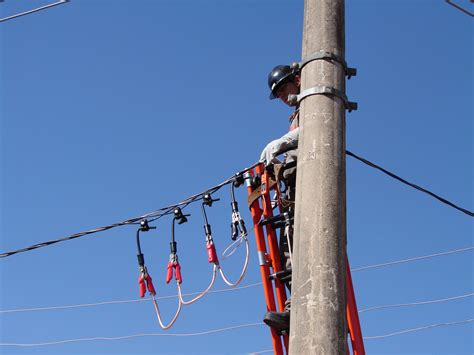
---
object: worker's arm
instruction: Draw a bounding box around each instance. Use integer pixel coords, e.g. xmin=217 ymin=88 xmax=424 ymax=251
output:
xmin=259 ymin=127 xmax=300 ymax=165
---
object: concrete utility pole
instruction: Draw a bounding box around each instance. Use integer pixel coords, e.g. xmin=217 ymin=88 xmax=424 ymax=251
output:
xmin=289 ymin=0 xmax=347 ymax=354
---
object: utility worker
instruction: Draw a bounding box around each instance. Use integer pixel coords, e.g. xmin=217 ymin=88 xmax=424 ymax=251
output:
xmin=260 ymin=65 xmax=300 ymax=168
xmin=260 ymin=64 xmax=301 ymax=332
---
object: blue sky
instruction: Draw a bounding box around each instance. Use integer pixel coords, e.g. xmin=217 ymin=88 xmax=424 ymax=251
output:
xmin=0 ymin=0 xmax=472 ymax=354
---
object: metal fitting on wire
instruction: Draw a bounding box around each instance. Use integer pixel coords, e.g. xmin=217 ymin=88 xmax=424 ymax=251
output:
xmin=135 ymin=219 xmax=157 ymax=297
xmin=200 ymin=193 xmax=220 ymax=264
xmin=167 ymin=212 xmax=187 ymax=284
xmin=173 ymin=207 xmax=189 ymax=225
xmin=230 ymin=180 xmax=248 ymax=241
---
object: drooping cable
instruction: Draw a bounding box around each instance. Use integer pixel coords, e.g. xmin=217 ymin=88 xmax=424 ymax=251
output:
xmin=217 ymin=182 xmax=251 ymax=286
xmin=148 ymin=212 xmax=187 ymax=329
xmin=346 ymin=150 xmax=474 ymax=217
xmin=217 ymin=236 xmax=250 ymax=287
xmin=221 ymin=236 xmax=246 ymax=259
xmin=177 ymin=265 xmax=218 ymax=305
xmin=150 ymin=294 xmax=182 ymax=330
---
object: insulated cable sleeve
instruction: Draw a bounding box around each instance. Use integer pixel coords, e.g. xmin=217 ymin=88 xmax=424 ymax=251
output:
xmin=151 ymin=293 xmax=183 ymax=330
xmin=217 ymin=237 xmax=250 ymax=287
xmin=177 ymin=265 xmax=218 ymax=305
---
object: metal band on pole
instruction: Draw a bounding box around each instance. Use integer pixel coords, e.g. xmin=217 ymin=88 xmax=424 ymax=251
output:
xmin=291 ymin=50 xmax=357 ymax=79
xmin=288 ymin=86 xmax=358 ymax=112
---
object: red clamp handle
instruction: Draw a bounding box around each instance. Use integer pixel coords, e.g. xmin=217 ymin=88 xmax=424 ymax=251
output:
xmin=165 ymin=261 xmax=183 ymax=284
xmin=175 ymin=262 xmax=182 ymax=284
xmin=145 ymin=273 xmax=156 ymax=296
xmin=207 ymin=242 xmax=219 ymax=264
xmin=139 ymin=274 xmax=147 ymax=298
xmin=166 ymin=261 xmax=174 ymax=284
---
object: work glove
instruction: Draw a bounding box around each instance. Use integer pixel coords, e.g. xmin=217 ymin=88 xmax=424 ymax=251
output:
xmin=259 ymin=128 xmax=300 ymax=165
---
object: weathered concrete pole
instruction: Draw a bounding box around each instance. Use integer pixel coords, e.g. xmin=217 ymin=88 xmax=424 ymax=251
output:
xmin=289 ymin=0 xmax=347 ymax=353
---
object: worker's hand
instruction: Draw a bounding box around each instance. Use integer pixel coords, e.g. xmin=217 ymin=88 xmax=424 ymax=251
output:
xmin=260 ymin=139 xmax=284 ymax=165
xmin=259 ymin=128 xmax=300 ymax=166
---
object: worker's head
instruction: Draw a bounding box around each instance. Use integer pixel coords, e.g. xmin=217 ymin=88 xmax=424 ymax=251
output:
xmin=268 ymin=65 xmax=300 ymax=106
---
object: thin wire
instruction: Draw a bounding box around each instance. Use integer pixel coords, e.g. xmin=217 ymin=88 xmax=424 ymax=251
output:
xmin=0 ymin=323 xmax=265 ymax=347
xmin=351 ymin=246 xmax=473 ymax=272
xmin=0 ymin=282 xmax=263 ymax=314
xmin=218 ymin=236 xmax=250 ymax=287
xmin=284 ymin=224 xmax=293 ymax=267
xmin=359 ymin=293 xmax=474 ymax=313
xmin=364 ymin=319 xmax=474 ymax=340
xmin=221 ymin=236 xmax=245 ymax=259
xmin=0 ymin=242 xmax=470 ymax=314
xmin=2 ymin=319 xmax=473 ymax=346
xmin=2 ymin=286 xmax=469 ymax=317
xmin=346 ymin=150 xmax=474 ymax=217
xmin=0 ymin=162 xmax=261 ymax=259
xmin=178 ymin=265 xmax=217 ymax=305
xmin=0 ymin=0 xmax=68 ymax=23
xmin=445 ymin=0 xmax=474 ymax=17
xmin=1 ymin=245 xmax=471 ymax=314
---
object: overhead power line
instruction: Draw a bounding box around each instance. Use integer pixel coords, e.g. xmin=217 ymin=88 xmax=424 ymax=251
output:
xmin=1 ymin=287 xmax=471 ymax=317
xmin=351 ymin=245 xmax=473 ymax=272
xmin=0 ymin=282 xmax=262 ymax=314
xmin=363 ymin=319 xmax=474 ymax=339
xmin=2 ymin=148 xmax=472 ymax=259
xmin=0 ymin=322 xmax=265 ymax=347
xmin=346 ymin=150 xmax=474 ymax=217
xmin=1 ymin=319 xmax=473 ymax=347
xmin=358 ymin=292 xmax=474 ymax=313
xmin=0 ymin=0 xmax=69 ymax=23
xmin=445 ymin=0 xmax=474 ymax=17
xmin=1 ymin=242 xmax=471 ymax=314
xmin=0 ymin=162 xmax=259 ymax=259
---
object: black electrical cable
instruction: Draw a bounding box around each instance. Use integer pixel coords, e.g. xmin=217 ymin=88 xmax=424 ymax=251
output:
xmin=0 ymin=162 xmax=260 ymax=259
xmin=346 ymin=150 xmax=474 ymax=217
xmin=445 ymin=0 xmax=474 ymax=17
xmin=2 ymin=152 xmax=471 ymax=259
